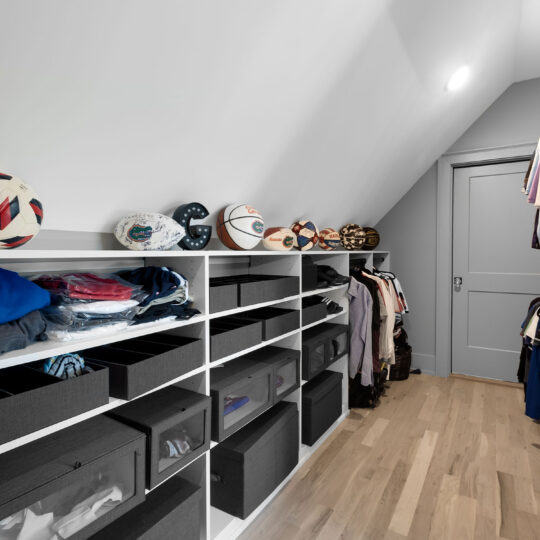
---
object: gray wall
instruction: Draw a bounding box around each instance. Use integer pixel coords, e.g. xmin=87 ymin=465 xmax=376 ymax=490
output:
xmin=377 ymin=164 xmax=438 ymax=373
xmin=376 ymin=77 xmax=540 ymax=375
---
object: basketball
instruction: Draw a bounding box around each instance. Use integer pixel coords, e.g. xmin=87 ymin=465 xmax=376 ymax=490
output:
xmin=363 ymin=227 xmax=380 ymax=250
xmin=318 ymin=228 xmax=341 ymax=250
xmin=0 ymin=173 xmax=43 ymax=249
xmin=217 ymin=204 xmax=264 ymax=250
xmin=290 ymin=220 xmax=318 ymax=251
xmin=340 ymin=223 xmax=366 ymax=250
xmin=263 ymin=227 xmax=295 ymax=251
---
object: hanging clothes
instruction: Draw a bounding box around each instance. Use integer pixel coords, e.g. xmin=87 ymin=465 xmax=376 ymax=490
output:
xmin=347 ymin=277 xmax=373 ymax=385
xmin=522 ymin=137 xmax=540 ymax=249
xmin=518 ymin=297 xmax=540 ymax=419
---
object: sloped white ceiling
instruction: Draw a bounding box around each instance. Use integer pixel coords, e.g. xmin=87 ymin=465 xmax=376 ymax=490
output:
xmin=0 ymin=0 xmax=534 ymax=233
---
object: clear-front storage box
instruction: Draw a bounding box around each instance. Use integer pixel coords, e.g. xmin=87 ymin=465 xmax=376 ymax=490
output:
xmin=89 ymin=475 xmax=202 ymax=540
xmin=83 ymin=332 xmax=203 ymax=399
xmin=210 ymin=358 xmax=273 ymax=441
xmin=244 ymin=346 xmax=300 ymax=402
xmin=211 ymin=401 xmax=299 ymax=519
xmin=322 ymin=323 xmax=349 ymax=364
xmin=0 ymin=415 xmax=145 ymax=540
xmin=301 ymin=327 xmax=328 ymax=381
xmin=108 ymin=386 xmax=211 ymax=489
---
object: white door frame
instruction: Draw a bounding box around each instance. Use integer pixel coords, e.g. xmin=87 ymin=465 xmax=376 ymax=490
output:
xmin=435 ymin=142 xmax=536 ymax=377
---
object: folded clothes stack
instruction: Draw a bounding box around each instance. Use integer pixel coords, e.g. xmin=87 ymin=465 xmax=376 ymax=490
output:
xmin=33 ymin=272 xmax=144 ymax=342
xmin=118 ymin=266 xmax=200 ymax=324
xmin=0 ymin=268 xmax=50 ymax=354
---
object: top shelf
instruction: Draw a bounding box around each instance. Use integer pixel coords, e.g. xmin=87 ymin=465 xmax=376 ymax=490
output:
xmin=0 ymin=249 xmax=390 ymax=260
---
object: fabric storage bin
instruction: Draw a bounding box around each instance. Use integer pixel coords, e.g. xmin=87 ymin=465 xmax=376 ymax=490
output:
xmin=302 ymin=370 xmax=343 ymax=446
xmin=210 ymin=317 xmax=262 ymax=362
xmin=209 ymin=278 xmax=238 ymax=313
xmin=321 ymin=323 xmax=349 ymax=364
xmin=0 ymin=362 xmax=109 ymax=445
xmin=244 ymin=346 xmax=300 ymax=402
xmin=301 ymin=297 xmax=327 ymax=326
xmin=231 ymin=307 xmax=300 ymax=340
xmin=0 ymin=415 xmax=145 ymax=540
xmin=83 ymin=332 xmax=203 ymax=400
xmin=89 ymin=474 xmax=202 ymax=540
xmin=108 ymin=386 xmax=211 ymax=489
xmin=210 ymin=358 xmax=273 ymax=441
xmin=211 ymin=401 xmax=299 ymax=519
xmin=301 ymin=257 xmax=318 ymax=292
xmin=237 ymin=275 xmax=299 ymax=307
xmin=301 ymin=327 xmax=329 ymax=381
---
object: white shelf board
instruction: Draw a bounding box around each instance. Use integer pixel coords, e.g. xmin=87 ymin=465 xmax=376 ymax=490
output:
xmin=208 ymin=294 xmax=299 ymax=319
xmin=209 ymin=328 xmax=301 ymax=367
xmin=0 ymin=363 xmax=208 ymax=455
xmin=0 ymin=313 xmax=207 ymax=369
xmin=301 ymin=283 xmax=348 ymax=298
xmin=301 ymin=311 xmax=346 ymax=330
xmin=210 ymin=441 xmax=219 ymax=449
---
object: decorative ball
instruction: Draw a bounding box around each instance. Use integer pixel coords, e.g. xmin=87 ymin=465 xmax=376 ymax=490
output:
xmin=217 ymin=204 xmax=264 ymax=250
xmin=362 ymin=227 xmax=380 ymax=251
xmin=114 ymin=212 xmax=186 ymax=251
xmin=318 ymin=228 xmax=341 ymax=250
xmin=0 ymin=173 xmax=43 ymax=249
xmin=290 ymin=220 xmax=318 ymax=251
xmin=173 ymin=202 xmax=212 ymax=250
xmin=340 ymin=223 xmax=366 ymax=250
xmin=263 ymin=227 xmax=295 ymax=251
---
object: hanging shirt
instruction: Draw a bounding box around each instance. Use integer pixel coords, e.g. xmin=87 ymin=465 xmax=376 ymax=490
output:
xmin=348 ymin=278 xmax=373 ymax=385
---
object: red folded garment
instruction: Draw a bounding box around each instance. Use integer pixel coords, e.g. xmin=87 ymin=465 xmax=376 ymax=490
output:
xmin=34 ymin=273 xmax=134 ymax=301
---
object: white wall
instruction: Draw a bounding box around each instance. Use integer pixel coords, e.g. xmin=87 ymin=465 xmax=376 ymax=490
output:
xmin=376 ymin=78 xmax=540 ymax=374
xmin=0 ymin=0 xmax=523 ymax=234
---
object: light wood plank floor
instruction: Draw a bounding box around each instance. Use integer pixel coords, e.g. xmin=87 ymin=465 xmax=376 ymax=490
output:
xmin=240 ymin=374 xmax=540 ymax=540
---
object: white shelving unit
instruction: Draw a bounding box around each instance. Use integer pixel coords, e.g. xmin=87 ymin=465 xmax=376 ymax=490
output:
xmin=0 ymin=248 xmax=390 ymax=540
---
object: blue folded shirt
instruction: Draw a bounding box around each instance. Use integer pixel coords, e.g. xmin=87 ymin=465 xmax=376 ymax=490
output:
xmin=0 ymin=268 xmax=51 ymax=324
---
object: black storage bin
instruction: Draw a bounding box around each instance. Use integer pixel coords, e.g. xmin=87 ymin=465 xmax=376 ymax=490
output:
xmin=231 ymin=307 xmax=300 ymax=340
xmin=0 ymin=415 xmax=145 ymax=540
xmin=244 ymin=346 xmax=300 ymax=402
xmin=0 ymin=362 xmax=109 ymax=445
xmin=83 ymin=332 xmax=203 ymax=400
xmin=108 ymin=386 xmax=211 ymax=489
xmin=210 ymin=358 xmax=273 ymax=442
xmin=90 ymin=475 xmax=202 ymax=540
xmin=210 ymin=317 xmax=262 ymax=362
xmin=209 ymin=274 xmax=299 ymax=314
xmin=238 ymin=275 xmax=299 ymax=307
xmin=301 ymin=297 xmax=327 ymax=326
xmin=209 ymin=278 xmax=238 ymax=313
xmin=211 ymin=401 xmax=299 ymax=519
xmin=301 ymin=326 xmax=329 ymax=381
xmin=302 ymin=257 xmax=318 ymax=292
xmin=302 ymin=370 xmax=343 ymax=446
xmin=320 ymin=323 xmax=349 ymax=364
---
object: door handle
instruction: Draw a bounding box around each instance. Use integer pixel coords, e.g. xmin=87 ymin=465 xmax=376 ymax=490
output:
xmin=453 ymin=276 xmax=463 ymax=288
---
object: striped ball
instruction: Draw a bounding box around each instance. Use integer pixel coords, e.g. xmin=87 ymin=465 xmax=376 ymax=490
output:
xmin=290 ymin=220 xmax=318 ymax=251
xmin=318 ymin=228 xmax=341 ymax=250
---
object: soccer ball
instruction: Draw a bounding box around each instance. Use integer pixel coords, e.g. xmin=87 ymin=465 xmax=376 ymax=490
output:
xmin=0 ymin=173 xmax=43 ymax=249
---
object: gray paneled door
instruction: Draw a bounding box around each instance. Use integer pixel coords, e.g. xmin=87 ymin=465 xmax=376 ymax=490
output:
xmin=452 ymin=161 xmax=540 ymax=381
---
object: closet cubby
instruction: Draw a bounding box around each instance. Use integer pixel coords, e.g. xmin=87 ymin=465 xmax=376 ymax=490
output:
xmin=0 ymin=248 xmax=390 ymax=540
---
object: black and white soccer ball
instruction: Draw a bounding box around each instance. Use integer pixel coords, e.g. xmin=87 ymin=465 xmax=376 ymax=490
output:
xmin=0 ymin=173 xmax=43 ymax=249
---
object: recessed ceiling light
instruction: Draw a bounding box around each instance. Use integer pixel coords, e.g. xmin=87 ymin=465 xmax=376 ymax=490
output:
xmin=446 ymin=65 xmax=470 ymax=91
